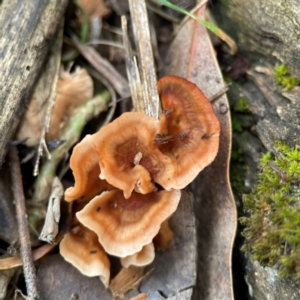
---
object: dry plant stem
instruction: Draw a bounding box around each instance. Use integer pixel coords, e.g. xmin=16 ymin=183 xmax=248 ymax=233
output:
xmin=9 ymin=147 xmax=40 ymax=300
xmin=128 ymin=0 xmax=160 ymax=118
xmin=32 ymin=91 xmax=110 ymax=205
xmin=121 ymin=16 xmax=145 ymax=113
xmin=34 ymin=20 xmax=64 ymax=176
xmin=205 ymin=9 xmax=237 ymax=55
xmin=0 ymin=227 xmax=68 ymax=270
xmin=209 ymin=85 xmax=230 ymax=103
xmin=71 ymin=34 xmax=130 ymax=98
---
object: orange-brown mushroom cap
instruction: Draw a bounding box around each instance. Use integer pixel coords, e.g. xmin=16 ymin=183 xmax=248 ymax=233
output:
xmin=156 ymin=75 xmax=220 ymax=189
xmin=121 ymin=242 xmax=155 ymax=268
xmin=97 ymin=112 xmax=175 ymax=198
xmin=60 ymin=225 xmax=110 ymax=287
xmin=76 ymin=189 xmax=181 ymax=257
xmin=65 ymin=134 xmax=114 ymax=202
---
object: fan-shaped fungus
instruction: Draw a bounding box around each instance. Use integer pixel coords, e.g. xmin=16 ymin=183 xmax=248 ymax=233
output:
xmin=60 ymin=225 xmax=110 ymax=287
xmin=76 ymin=189 xmax=181 ymax=257
xmin=65 ymin=134 xmax=113 ymax=202
xmin=121 ymin=242 xmax=155 ymax=268
xmin=156 ymin=75 xmax=220 ymax=189
xmin=96 ymin=112 xmax=175 ymax=198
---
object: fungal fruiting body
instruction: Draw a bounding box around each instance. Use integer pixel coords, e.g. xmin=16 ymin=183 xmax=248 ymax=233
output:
xmin=157 ymin=75 xmax=220 ymax=189
xmin=96 ymin=112 xmax=176 ymax=198
xmin=76 ymin=189 xmax=181 ymax=257
xmin=59 ymin=224 xmax=110 ymax=287
xmin=60 ymin=75 xmax=220 ymax=287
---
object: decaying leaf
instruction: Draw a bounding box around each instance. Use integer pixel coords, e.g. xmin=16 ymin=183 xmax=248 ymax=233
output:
xmin=47 ymin=66 xmax=94 ymax=140
xmin=109 ymin=266 xmax=147 ymax=298
xmin=36 ymin=254 xmax=113 ymax=300
xmin=166 ymin=3 xmax=236 ymax=300
xmin=39 ymin=177 xmax=64 ymax=243
xmin=16 ymin=66 xmax=94 ymax=146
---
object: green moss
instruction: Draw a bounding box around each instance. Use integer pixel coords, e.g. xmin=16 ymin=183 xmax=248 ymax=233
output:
xmin=274 ymin=64 xmax=299 ymax=91
xmin=233 ymin=97 xmax=251 ymax=112
xmin=241 ymin=141 xmax=300 ymax=278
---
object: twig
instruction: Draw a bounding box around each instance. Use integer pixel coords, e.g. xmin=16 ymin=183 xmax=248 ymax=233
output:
xmin=0 ymin=226 xmax=68 ymax=270
xmin=209 ymin=84 xmax=231 ymax=103
xmin=267 ymin=161 xmax=286 ymax=181
xmin=121 ymin=16 xmax=145 ymax=113
xmin=31 ymin=91 xmax=110 ymax=204
xmin=71 ymin=33 xmax=130 ymax=98
xmin=128 ymin=0 xmax=161 ymax=118
xmin=33 ymin=19 xmax=64 ymax=176
xmin=9 ymin=147 xmax=40 ymax=300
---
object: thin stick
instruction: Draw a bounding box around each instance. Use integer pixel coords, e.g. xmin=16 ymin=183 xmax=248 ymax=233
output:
xmin=71 ymin=33 xmax=130 ymax=98
xmin=121 ymin=16 xmax=145 ymax=113
xmin=0 ymin=226 xmax=68 ymax=270
xmin=33 ymin=20 xmax=64 ymax=176
xmin=9 ymin=147 xmax=40 ymax=300
xmin=209 ymin=84 xmax=231 ymax=103
xmin=128 ymin=0 xmax=160 ymax=118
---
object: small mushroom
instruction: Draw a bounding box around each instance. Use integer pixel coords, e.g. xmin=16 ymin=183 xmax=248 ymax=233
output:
xmin=76 ymin=189 xmax=181 ymax=257
xmin=60 ymin=225 xmax=110 ymax=287
xmin=157 ymin=75 xmax=221 ymax=189
xmin=65 ymin=134 xmax=113 ymax=202
xmin=96 ymin=112 xmax=175 ymax=198
xmin=121 ymin=242 xmax=155 ymax=268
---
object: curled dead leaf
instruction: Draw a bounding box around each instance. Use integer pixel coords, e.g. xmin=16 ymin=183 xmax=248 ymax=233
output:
xmin=16 ymin=66 xmax=94 ymax=146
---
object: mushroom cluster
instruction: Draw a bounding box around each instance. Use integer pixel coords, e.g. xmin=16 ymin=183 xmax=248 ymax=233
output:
xmin=60 ymin=75 xmax=220 ymax=287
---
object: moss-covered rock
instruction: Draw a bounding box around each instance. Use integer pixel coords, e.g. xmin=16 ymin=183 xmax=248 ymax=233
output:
xmin=241 ymin=141 xmax=300 ymax=279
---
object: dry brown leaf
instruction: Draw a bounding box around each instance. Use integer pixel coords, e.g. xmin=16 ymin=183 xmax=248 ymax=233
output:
xmin=39 ymin=177 xmax=64 ymax=244
xmin=109 ymin=266 xmax=146 ymax=298
xmin=16 ymin=99 xmax=45 ymax=147
xmin=16 ymin=66 xmax=93 ymax=146
xmin=166 ymin=3 xmax=236 ymax=300
xmin=139 ymin=191 xmax=196 ymax=297
xmin=47 ymin=66 xmax=94 ymax=140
